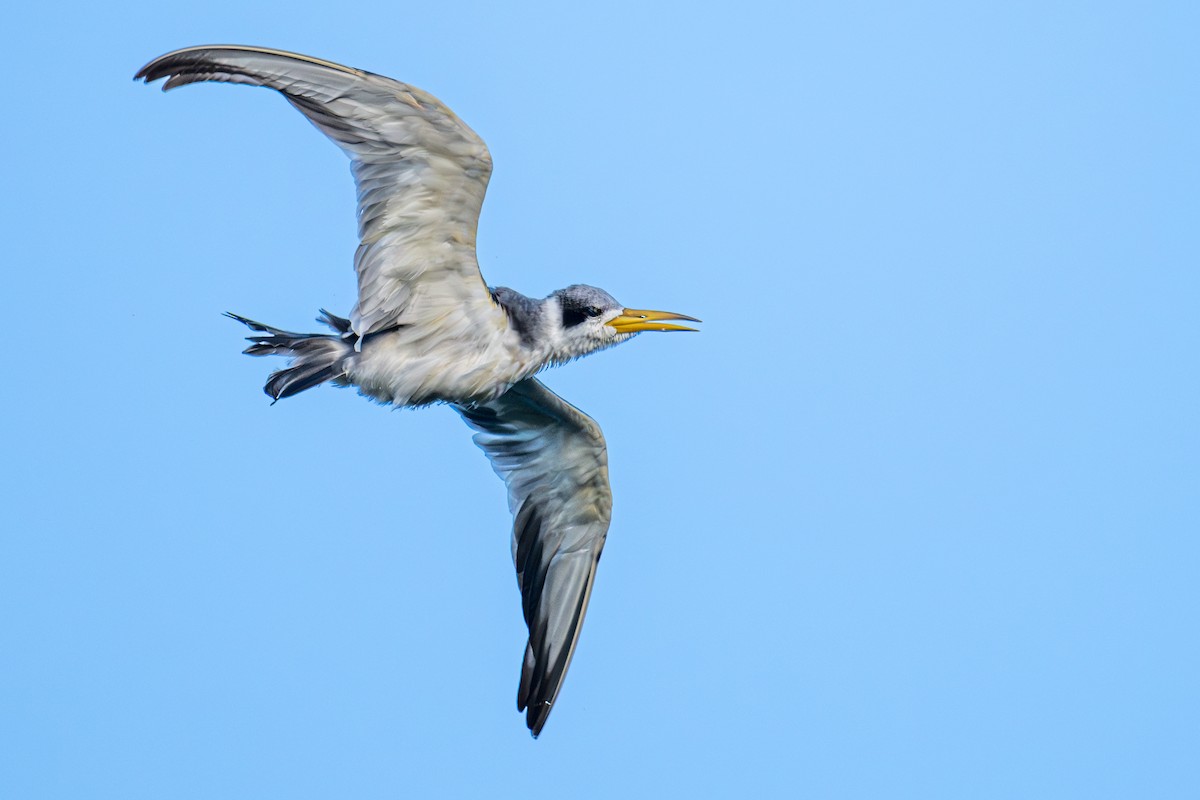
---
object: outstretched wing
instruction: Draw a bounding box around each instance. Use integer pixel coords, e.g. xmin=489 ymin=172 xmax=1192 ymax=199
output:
xmin=136 ymin=45 xmax=503 ymax=341
xmin=456 ymin=379 xmax=612 ymax=737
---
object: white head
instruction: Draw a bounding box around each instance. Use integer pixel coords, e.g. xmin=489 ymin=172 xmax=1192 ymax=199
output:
xmin=542 ymin=284 xmax=699 ymax=364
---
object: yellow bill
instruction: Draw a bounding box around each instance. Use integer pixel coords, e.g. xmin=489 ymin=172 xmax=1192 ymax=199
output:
xmin=606 ymin=308 xmax=701 ymax=333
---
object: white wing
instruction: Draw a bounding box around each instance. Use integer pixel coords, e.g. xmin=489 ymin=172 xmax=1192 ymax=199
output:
xmin=136 ymin=45 xmax=503 ymax=340
xmin=456 ymin=379 xmax=612 ymax=737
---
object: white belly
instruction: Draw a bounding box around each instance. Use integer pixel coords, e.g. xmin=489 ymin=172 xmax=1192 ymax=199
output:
xmin=344 ymin=326 xmax=537 ymax=407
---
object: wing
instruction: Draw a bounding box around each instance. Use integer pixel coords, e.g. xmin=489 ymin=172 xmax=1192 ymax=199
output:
xmin=456 ymin=379 xmax=612 ymax=737
xmin=136 ymin=45 xmax=503 ymax=340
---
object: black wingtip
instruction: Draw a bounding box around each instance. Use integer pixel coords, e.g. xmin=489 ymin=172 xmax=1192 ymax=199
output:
xmin=133 ymin=58 xmax=167 ymax=85
xmin=525 ymin=700 xmax=553 ymax=738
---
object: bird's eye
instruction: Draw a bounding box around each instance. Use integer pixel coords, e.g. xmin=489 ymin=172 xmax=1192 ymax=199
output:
xmin=585 ymin=306 xmax=602 ymax=318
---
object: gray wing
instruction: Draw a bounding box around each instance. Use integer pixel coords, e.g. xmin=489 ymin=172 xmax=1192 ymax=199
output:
xmin=136 ymin=45 xmax=503 ymax=341
xmin=456 ymin=379 xmax=612 ymax=737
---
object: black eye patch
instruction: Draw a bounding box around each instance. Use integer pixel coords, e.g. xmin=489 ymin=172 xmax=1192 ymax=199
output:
xmin=562 ymin=308 xmax=588 ymax=328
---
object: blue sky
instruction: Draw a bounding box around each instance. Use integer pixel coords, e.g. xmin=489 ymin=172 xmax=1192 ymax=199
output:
xmin=2 ymin=1 xmax=1197 ymax=797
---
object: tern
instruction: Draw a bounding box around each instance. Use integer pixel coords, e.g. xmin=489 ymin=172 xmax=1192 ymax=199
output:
xmin=137 ymin=45 xmax=698 ymax=737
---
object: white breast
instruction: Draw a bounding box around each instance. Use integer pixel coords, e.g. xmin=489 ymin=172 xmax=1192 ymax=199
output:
xmin=345 ymin=323 xmax=538 ymax=407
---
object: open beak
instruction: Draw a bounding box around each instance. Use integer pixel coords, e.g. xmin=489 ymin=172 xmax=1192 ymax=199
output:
xmin=606 ymin=308 xmax=701 ymax=333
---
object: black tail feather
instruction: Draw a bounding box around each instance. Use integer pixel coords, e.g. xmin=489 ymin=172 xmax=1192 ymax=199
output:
xmin=263 ymin=361 xmax=342 ymax=403
xmin=225 ymin=312 xmax=354 ymax=402
xmin=317 ymin=308 xmax=353 ymax=335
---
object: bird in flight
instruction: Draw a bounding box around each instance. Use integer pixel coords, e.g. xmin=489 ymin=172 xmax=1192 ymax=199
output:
xmin=136 ymin=45 xmax=698 ymax=737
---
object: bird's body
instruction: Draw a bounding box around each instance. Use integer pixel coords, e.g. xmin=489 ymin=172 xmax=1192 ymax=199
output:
xmin=347 ymin=296 xmax=528 ymax=406
xmin=137 ymin=45 xmax=697 ymax=737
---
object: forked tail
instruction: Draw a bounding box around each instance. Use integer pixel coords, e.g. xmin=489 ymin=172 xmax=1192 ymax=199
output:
xmin=226 ymin=310 xmax=355 ymax=402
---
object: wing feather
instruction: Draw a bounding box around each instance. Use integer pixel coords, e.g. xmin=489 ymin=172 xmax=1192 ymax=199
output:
xmin=136 ymin=45 xmax=501 ymax=340
xmin=456 ymin=379 xmax=612 ymax=737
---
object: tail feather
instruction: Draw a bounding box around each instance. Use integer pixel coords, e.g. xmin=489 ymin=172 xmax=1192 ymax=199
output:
xmin=317 ymin=308 xmax=353 ymax=335
xmin=262 ymin=359 xmax=343 ymax=400
xmin=225 ymin=312 xmax=355 ymax=402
